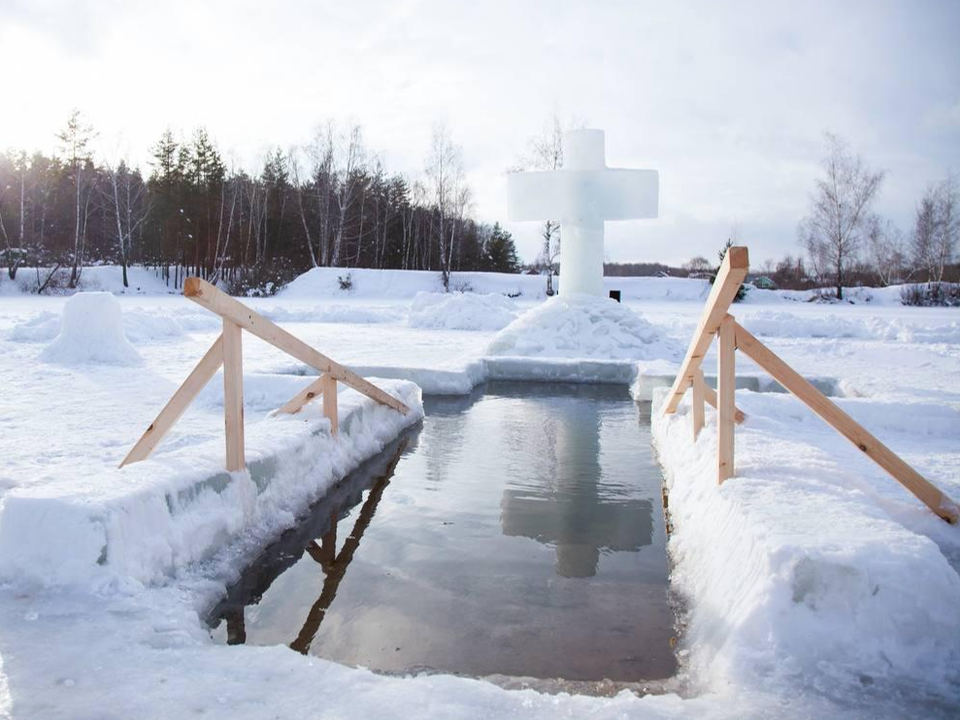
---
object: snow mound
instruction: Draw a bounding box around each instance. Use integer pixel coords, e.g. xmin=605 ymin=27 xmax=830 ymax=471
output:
xmin=260 ymin=305 xmax=398 ymax=324
xmin=739 ymin=311 xmax=868 ymax=339
xmin=407 ymin=291 xmax=517 ymax=331
xmin=8 ymin=311 xmax=61 ymax=342
xmin=867 ymin=318 xmax=960 ymax=345
xmin=486 ymin=294 xmax=681 ymax=361
xmin=40 ymin=292 xmax=143 ymax=365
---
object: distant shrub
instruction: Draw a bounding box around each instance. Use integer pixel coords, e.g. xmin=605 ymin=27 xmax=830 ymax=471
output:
xmin=338 ymin=273 xmax=353 ymax=292
xmin=451 ymin=279 xmax=474 ymax=293
xmin=901 ymin=282 xmax=960 ymax=307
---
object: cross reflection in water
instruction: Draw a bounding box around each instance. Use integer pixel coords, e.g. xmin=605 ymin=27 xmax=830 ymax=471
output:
xmin=499 ymin=390 xmax=653 ymax=578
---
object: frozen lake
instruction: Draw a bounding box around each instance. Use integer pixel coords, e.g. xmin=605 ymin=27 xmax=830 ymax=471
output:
xmin=207 ymin=381 xmax=677 ymax=683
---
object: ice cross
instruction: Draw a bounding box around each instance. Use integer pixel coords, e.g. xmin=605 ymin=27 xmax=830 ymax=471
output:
xmin=507 ymin=128 xmax=659 ymax=296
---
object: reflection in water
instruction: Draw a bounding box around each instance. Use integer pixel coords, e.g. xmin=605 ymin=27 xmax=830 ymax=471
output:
xmin=207 ymin=382 xmax=676 ymax=683
xmin=290 ymin=440 xmax=405 ymax=654
xmin=499 ymin=388 xmax=652 ymax=577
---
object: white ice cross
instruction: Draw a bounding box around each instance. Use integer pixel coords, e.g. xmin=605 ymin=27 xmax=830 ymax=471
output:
xmin=507 ymin=129 xmax=659 ymax=296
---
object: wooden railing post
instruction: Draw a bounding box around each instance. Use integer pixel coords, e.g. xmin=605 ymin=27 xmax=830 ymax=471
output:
xmin=322 ymin=374 xmax=339 ymax=436
xmin=222 ymin=319 xmax=245 ymax=472
xmin=692 ymin=368 xmax=705 ymax=441
xmin=717 ymin=315 xmax=736 ymax=483
xmin=121 ymin=278 xmax=409 ymax=469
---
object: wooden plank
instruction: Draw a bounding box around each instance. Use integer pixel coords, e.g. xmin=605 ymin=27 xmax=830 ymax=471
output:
xmin=702 ymin=382 xmax=746 ymax=424
xmin=663 ymin=246 xmax=748 ymax=416
xmin=222 ymin=319 xmax=245 ymax=472
xmin=692 ymin=368 xmax=705 ymax=440
xmin=277 ymin=376 xmax=326 ymax=415
xmin=184 ymin=277 xmax=409 ymax=416
xmin=734 ymin=321 xmax=959 ymax=523
xmin=322 ymin=374 xmax=339 ymax=435
xmin=119 ymin=336 xmax=224 ymax=467
xmin=717 ymin=315 xmax=736 ymax=483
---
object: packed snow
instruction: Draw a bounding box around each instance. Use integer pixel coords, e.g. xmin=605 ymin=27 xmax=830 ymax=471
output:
xmin=40 ymin=292 xmax=143 ymax=366
xmin=407 ymin=291 xmax=519 ymax=331
xmin=0 ymin=265 xmax=958 ymax=719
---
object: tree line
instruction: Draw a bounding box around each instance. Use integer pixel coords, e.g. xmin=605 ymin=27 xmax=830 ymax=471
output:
xmin=0 ymin=110 xmax=521 ymax=294
xmin=678 ymin=133 xmax=958 ymax=304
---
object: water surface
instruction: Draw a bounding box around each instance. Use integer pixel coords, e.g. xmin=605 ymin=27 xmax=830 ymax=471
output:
xmin=208 ymin=381 xmax=676 ymax=683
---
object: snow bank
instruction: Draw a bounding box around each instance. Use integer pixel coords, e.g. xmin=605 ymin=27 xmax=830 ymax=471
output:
xmin=652 ymin=388 xmax=960 ymax=707
xmin=739 ymin=311 xmax=868 ymax=339
xmin=487 ymin=294 xmax=682 ymax=361
xmin=0 ymin=378 xmax=422 ymax=586
xmin=407 ymin=291 xmax=518 ymax=331
xmin=737 ymin=312 xmax=960 ymax=344
xmin=259 ymin=305 xmax=400 ymax=324
xmin=0 ymin=265 xmax=176 ymax=295
xmin=40 ymin=292 xmax=143 ymax=365
xmin=282 ymin=266 xmax=718 ymax=302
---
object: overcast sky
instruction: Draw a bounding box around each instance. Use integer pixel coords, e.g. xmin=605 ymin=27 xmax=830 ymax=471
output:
xmin=2 ymin=0 xmax=958 ymax=266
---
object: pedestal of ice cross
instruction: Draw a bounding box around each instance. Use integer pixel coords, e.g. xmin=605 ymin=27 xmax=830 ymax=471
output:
xmin=507 ymin=129 xmax=659 ymax=296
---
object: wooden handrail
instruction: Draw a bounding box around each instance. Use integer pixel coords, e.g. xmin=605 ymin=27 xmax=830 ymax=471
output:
xmin=120 ymin=278 xmax=409 ymax=471
xmin=663 ymin=246 xmax=749 ymax=419
xmin=660 ymin=245 xmax=959 ymax=523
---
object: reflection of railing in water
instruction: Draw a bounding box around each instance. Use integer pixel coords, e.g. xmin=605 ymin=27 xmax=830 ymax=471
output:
xmin=290 ymin=438 xmax=407 ymax=654
xmin=662 ymin=246 xmax=959 ymax=523
xmin=215 ymin=438 xmax=408 ymax=650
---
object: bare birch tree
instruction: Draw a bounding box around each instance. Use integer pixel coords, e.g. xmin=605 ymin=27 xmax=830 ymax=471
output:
xmin=798 ymin=132 xmax=884 ymax=300
xmin=425 ymin=122 xmax=464 ymax=290
xmin=57 ymin=109 xmax=98 ymax=287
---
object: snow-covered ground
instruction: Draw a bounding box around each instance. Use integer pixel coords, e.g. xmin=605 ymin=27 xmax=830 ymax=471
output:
xmin=0 ymin=266 xmax=958 ymax=719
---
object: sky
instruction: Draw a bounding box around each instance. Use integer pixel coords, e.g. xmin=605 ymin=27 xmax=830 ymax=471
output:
xmin=1 ymin=0 xmax=958 ymax=266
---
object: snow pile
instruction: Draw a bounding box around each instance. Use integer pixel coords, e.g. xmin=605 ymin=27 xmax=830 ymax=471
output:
xmin=7 ymin=310 xmax=61 ymax=342
xmin=407 ymin=291 xmax=518 ymax=331
xmin=653 ymin=388 xmax=960 ymax=709
xmin=259 ymin=304 xmax=399 ymax=324
xmin=40 ymin=292 xmax=143 ymax=365
xmin=867 ymin=318 xmax=960 ymax=345
xmin=739 ymin=311 xmax=868 ymax=339
xmin=486 ymin=294 xmax=681 ymax=361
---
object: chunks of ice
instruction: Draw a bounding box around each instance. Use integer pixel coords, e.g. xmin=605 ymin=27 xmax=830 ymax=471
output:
xmin=40 ymin=292 xmax=143 ymax=366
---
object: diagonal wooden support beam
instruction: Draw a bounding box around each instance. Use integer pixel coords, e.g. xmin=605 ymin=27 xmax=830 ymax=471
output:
xmin=663 ymin=246 xmax=749 ymax=416
xmin=277 ymin=376 xmax=327 ymax=415
xmin=734 ymin=321 xmax=959 ymax=524
xmin=119 ymin=335 xmax=224 ymax=467
xmin=702 ymin=382 xmax=746 ymax=424
xmin=184 ymin=277 xmax=408 ymax=416
xmin=277 ymin=374 xmax=340 ymax=435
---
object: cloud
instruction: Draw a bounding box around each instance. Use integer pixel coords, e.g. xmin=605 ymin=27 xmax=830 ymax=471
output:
xmin=1 ymin=0 xmax=958 ymax=265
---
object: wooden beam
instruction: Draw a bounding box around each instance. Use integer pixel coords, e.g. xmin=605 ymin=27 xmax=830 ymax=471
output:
xmin=222 ymin=319 xmax=245 ymax=472
xmin=734 ymin=321 xmax=959 ymax=524
xmin=277 ymin=376 xmax=326 ymax=415
xmin=119 ymin=335 xmax=224 ymax=467
xmin=717 ymin=315 xmax=736 ymax=484
xmin=692 ymin=368 xmax=705 ymax=440
xmin=184 ymin=277 xmax=409 ymax=416
xmin=663 ymin=246 xmax=748 ymax=416
xmin=702 ymin=382 xmax=747 ymax=424
xmin=322 ymin=374 xmax=338 ymax=435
